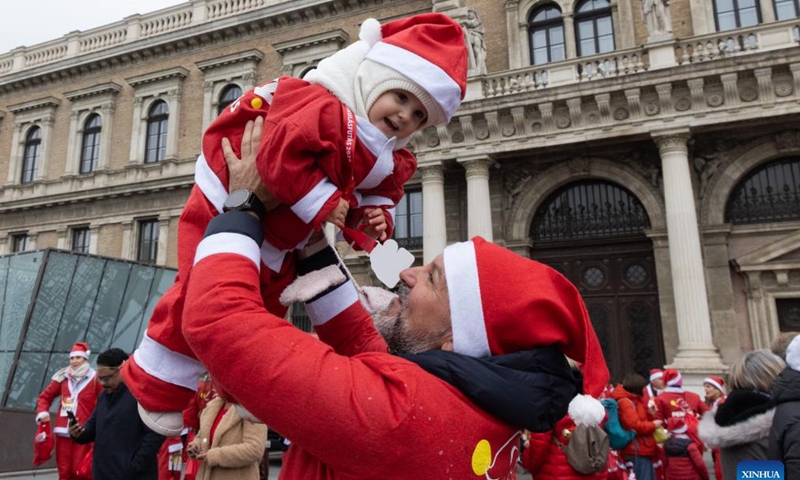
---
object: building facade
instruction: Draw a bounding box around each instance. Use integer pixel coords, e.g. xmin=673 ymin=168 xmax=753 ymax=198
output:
xmin=1 ymin=0 xmax=799 ymax=385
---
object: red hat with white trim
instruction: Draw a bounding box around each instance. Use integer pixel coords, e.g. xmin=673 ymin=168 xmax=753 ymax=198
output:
xmin=442 ymin=237 xmax=610 ymax=397
xmin=357 ymin=13 xmax=468 ymax=127
xmin=664 ymin=368 xmax=683 ymax=387
xmin=667 ymin=417 xmax=687 ymax=434
xmin=649 ymin=368 xmax=664 ymax=382
xmin=703 ymin=375 xmax=725 ymax=393
xmin=70 ymin=342 xmax=90 ymax=360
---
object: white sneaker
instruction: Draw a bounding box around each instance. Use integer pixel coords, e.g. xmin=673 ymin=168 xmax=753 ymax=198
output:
xmin=235 ymin=404 xmax=263 ymax=424
xmin=137 ymin=403 xmax=183 ymax=437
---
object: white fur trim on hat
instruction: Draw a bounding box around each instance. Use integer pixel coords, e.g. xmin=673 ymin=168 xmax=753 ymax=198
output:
xmin=787 ymin=335 xmax=800 ymax=372
xmin=568 ymin=394 xmax=606 ymax=427
xmin=650 ymin=370 xmax=663 ymax=382
xmin=704 ymin=377 xmax=725 ymax=393
xmin=443 ymin=240 xmax=489 ymax=358
xmin=360 ymin=62 xmax=438 ymax=129
xmin=366 ymin=42 xmax=461 ymax=125
xmin=670 ymin=424 xmax=687 ymax=434
xmin=667 ymin=371 xmax=683 ymax=386
xmin=70 ymin=350 xmax=89 ymax=359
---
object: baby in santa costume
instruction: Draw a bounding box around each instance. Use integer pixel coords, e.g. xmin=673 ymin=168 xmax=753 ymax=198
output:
xmin=121 ymin=12 xmax=468 ymax=436
xmin=36 ymin=342 xmax=103 ymax=480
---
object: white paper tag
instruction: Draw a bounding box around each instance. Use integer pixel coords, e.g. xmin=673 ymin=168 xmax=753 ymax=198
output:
xmin=369 ymin=239 xmax=415 ymax=288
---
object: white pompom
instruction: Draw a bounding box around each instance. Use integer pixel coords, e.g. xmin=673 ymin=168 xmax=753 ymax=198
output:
xmin=359 ymin=18 xmax=382 ymax=46
xmin=568 ymin=394 xmax=606 ymax=427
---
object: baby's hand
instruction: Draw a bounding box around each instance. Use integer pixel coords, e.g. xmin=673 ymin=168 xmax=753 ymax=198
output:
xmin=325 ymin=198 xmax=349 ymax=229
xmin=362 ymin=208 xmax=388 ymax=241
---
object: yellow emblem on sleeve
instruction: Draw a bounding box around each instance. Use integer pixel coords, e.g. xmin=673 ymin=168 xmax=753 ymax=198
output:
xmin=471 ymin=439 xmax=492 ymax=476
xmin=251 ymin=97 xmax=263 ymax=109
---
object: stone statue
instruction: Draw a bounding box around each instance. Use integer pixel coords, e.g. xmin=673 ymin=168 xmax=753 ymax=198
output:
xmin=693 ymin=141 xmax=725 ymax=197
xmin=461 ymin=9 xmax=487 ymax=75
xmin=642 ymin=0 xmax=672 ymax=40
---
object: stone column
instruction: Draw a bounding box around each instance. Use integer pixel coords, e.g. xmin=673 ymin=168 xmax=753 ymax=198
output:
xmin=563 ymin=14 xmax=577 ymax=59
xmin=420 ymin=164 xmax=447 ymax=264
xmin=460 ymin=155 xmax=494 ymax=241
xmin=653 ymin=130 xmax=726 ymax=378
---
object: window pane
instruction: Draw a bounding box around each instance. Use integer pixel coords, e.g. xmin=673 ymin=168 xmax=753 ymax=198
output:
xmin=581 ymin=39 xmax=597 ymax=56
xmin=395 ymin=218 xmax=409 ymax=239
xmin=579 ymin=20 xmax=595 ymax=37
xmin=0 ymin=253 xmax=42 ymax=351
xmin=716 ymin=0 xmax=734 ymax=12
xmin=85 ymin=262 xmax=131 ymax=353
xmin=550 ymin=26 xmax=565 ymax=44
xmin=411 ymin=213 xmax=423 ymax=237
xmin=23 ymin=253 xmax=78 ymax=352
xmin=597 ymin=16 xmax=613 ymax=36
xmin=534 ymin=48 xmax=550 ymax=65
xmin=112 ymin=265 xmax=155 ymax=353
xmin=6 ymin=352 xmax=50 ymax=409
xmin=776 ymin=1 xmax=799 ymax=19
xmin=53 ymin=256 xmax=106 ymax=352
xmin=718 ymin=12 xmax=737 ymax=30
xmin=599 ymin=34 xmax=615 ymax=53
xmin=739 ymin=7 xmax=760 ymax=26
xmin=136 ymin=268 xmax=177 ymax=345
xmin=410 ymin=192 xmax=422 ymax=213
xmin=533 ymin=29 xmax=547 ymax=47
xmin=551 ymin=44 xmax=566 ymax=62
xmin=0 ymin=352 xmax=14 ymax=406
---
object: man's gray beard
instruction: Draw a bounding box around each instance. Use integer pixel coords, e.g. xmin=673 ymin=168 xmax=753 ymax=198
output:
xmin=372 ymin=282 xmax=432 ymax=356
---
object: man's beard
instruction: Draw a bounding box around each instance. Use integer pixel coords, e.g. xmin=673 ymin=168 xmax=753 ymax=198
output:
xmin=371 ymin=282 xmax=440 ymax=356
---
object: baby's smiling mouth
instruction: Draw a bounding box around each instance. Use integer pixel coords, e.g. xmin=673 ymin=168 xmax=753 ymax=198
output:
xmin=384 ymin=118 xmax=398 ymax=131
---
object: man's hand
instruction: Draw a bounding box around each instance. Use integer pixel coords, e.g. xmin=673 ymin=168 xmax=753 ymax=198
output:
xmin=325 ymin=198 xmax=349 ymax=229
xmin=362 ymin=208 xmax=388 ymax=241
xmin=221 ymin=116 xmax=278 ymax=210
xmin=68 ymin=420 xmax=84 ymax=438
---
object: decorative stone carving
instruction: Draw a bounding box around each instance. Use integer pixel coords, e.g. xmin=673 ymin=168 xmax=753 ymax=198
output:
xmin=618 ymin=152 xmax=662 ymax=189
xmin=614 ymin=107 xmax=630 ymax=120
xmin=502 ymin=124 xmax=516 ymax=137
xmin=775 ymin=130 xmax=800 ymax=153
xmin=707 ymin=94 xmax=724 ymax=107
xmin=644 ymin=103 xmax=660 ymax=116
xmin=739 ymin=86 xmax=758 ymax=102
xmin=568 ymin=157 xmax=589 ymax=175
xmin=674 ymin=97 xmax=691 ymax=111
xmin=692 ymin=140 xmax=726 ymax=197
xmin=775 ymin=83 xmax=793 ymax=97
xmin=504 ymin=162 xmax=541 ymax=201
xmin=556 ymin=115 xmax=571 ymax=129
xmin=460 ymin=9 xmax=487 ymax=76
xmin=642 ymin=0 xmax=673 ymax=41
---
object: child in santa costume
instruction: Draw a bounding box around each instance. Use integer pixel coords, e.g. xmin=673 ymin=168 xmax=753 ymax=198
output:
xmin=663 ymin=417 xmax=709 ymax=480
xmin=654 ymin=369 xmax=709 ymax=421
xmin=35 ymin=342 xmax=102 ymax=480
xmin=703 ymin=375 xmax=726 ymax=480
xmin=122 ymin=12 xmax=468 ymax=436
xmin=180 ymin=205 xmax=610 ymax=480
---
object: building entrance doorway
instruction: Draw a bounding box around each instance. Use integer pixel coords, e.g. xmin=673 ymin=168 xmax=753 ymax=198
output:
xmin=529 ymin=180 xmax=665 ymax=383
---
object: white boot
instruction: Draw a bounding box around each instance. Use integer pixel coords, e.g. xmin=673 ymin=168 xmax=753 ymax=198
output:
xmin=137 ymin=403 xmax=183 ymax=437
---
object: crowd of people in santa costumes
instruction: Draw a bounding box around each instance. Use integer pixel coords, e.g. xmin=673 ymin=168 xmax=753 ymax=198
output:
xmin=35 ymin=342 xmax=102 ymax=480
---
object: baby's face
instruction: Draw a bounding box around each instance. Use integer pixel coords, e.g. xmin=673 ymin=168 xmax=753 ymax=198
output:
xmin=368 ymin=89 xmax=428 ymax=140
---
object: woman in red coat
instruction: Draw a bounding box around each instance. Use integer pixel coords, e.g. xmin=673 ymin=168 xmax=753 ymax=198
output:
xmin=611 ymin=373 xmax=663 ymax=480
xmin=35 ymin=342 xmax=102 ymax=480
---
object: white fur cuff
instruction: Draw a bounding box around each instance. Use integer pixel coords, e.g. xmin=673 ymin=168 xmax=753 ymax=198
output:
xmin=279 ymin=265 xmax=347 ymax=306
xmin=36 ymin=412 xmax=50 ymax=424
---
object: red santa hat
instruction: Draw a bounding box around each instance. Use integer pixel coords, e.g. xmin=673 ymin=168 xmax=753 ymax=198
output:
xmin=663 ymin=369 xmax=683 ymax=387
xmin=703 ymin=375 xmax=725 ymax=393
xmin=667 ymin=417 xmax=687 ymax=434
xmin=442 ymin=237 xmax=610 ymax=397
xmin=359 ymin=13 xmax=467 ymax=127
xmin=70 ymin=342 xmax=90 ymax=360
xmin=649 ymin=368 xmax=664 ymax=382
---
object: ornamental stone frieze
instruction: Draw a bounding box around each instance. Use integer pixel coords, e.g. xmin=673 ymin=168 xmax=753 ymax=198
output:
xmin=412 ymin=57 xmax=800 ymax=163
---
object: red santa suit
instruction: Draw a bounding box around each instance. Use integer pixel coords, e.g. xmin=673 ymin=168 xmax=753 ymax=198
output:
xmin=35 ymin=344 xmax=102 ymax=480
xmin=121 ymin=13 xmax=466 ymax=417
xmin=182 ymin=209 xmax=609 ymax=479
xmin=703 ymin=376 xmax=726 ymax=480
xmin=653 ymin=370 xmax=709 ymax=422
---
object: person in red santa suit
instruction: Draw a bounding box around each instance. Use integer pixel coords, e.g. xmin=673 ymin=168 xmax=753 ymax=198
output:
xmin=121 ymin=12 xmax=469 ymax=437
xmin=703 ymin=376 xmax=727 ymax=480
xmin=176 ymin=141 xmax=610 ymax=480
xmin=35 ymin=342 xmax=102 ymax=480
xmin=654 ymin=369 xmax=709 ymax=422
xmin=643 ymin=368 xmax=665 ymax=409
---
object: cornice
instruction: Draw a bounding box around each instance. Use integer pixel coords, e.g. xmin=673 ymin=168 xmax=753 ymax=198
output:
xmin=0 ymin=0 xmax=401 ymax=95
xmin=64 ymin=82 xmax=122 ymax=101
xmin=272 ymin=29 xmax=349 ymax=54
xmin=126 ymin=67 xmax=188 ymax=87
xmin=195 ymin=49 xmax=264 ymax=71
xmin=8 ymin=96 xmax=60 ymax=113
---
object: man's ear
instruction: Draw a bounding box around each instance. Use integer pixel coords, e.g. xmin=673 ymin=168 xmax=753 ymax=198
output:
xmin=441 ymin=333 xmax=454 ymax=352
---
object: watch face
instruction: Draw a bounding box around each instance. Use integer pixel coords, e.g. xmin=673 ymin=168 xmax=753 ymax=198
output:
xmin=226 ymin=189 xmax=250 ymax=209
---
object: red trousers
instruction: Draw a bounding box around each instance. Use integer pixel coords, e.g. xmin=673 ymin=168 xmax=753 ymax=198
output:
xmin=55 ymin=435 xmax=91 ymax=480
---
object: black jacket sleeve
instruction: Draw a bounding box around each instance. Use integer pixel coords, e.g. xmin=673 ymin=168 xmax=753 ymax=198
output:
xmin=73 ymin=409 xmax=97 ymax=445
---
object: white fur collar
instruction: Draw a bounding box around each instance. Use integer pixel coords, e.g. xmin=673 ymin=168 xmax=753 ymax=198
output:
xmin=698 ymin=409 xmax=775 ymax=448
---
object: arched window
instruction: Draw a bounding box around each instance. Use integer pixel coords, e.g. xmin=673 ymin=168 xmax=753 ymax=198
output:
xmin=80 ymin=114 xmax=102 ymax=174
xmin=714 ymin=0 xmax=761 ymax=30
xmin=575 ymin=0 xmax=615 ymax=57
xmin=217 ymin=84 xmax=242 ymax=116
xmin=145 ymin=101 xmax=169 ymax=163
xmin=528 ymin=4 xmax=566 ymax=65
xmin=531 ymin=180 xmax=651 ymax=240
xmin=21 ymin=126 xmax=41 ymax=184
xmin=775 ymin=0 xmax=800 ymax=19
xmin=725 ymin=157 xmax=800 ymax=224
